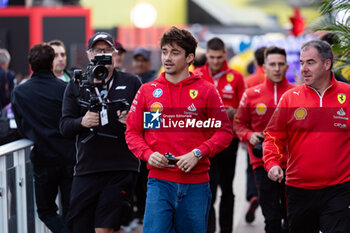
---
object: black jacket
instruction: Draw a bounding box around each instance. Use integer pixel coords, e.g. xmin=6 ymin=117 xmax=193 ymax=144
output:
xmin=11 ymin=70 xmax=76 ymax=166
xmin=60 ymin=70 xmax=141 ymax=176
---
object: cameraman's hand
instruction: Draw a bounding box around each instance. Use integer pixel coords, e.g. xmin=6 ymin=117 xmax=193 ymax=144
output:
xmin=148 ymin=152 xmax=168 ymax=168
xmin=175 ymin=151 xmax=199 ymax=173
xmin=117 ymin=110 xmax=128 ymax=125
xmin=268 ymin=165 xmax=284 ymax=183
xmin=81 ymin=111 xmax=99 ymax=128
xmin=249 ymin=132 xmax=264 ymax=146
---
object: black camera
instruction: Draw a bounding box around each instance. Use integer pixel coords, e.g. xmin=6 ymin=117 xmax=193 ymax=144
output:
xmin=165 ymin=152 xmax=176 ymax=167
xmin=252 ymin=136 xmax=264 ymax=158
xmin=74 ymin=54 xmax=112 ymax=87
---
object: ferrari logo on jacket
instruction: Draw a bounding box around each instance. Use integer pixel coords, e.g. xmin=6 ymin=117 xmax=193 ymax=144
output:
xmin=337 ymin=93 xmax=346 ymax=104
xmin=190 ymin=89 xmax=198 ymax=99
xmin=226 ymin=73 xmax=234 ymax=82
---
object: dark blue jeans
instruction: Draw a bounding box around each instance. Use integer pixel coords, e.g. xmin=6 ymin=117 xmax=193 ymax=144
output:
xmin=33 ymin=164 xmax=73 ymax=233
xmin=143 ymin=178 xmax=211 ymax=233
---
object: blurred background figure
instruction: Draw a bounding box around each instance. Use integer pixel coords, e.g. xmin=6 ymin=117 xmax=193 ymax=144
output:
xmin=0 ymin=48 xmax=15 ymax=109
xmin=114 ymin=40 xmax=127 ymax=71
xmin=132 ymin=47 xmax=156 ymax=83
xmin=0 ymin=48 xmax=20 ymax=146
xmin=48 ymin=40 xmax=71 ymax=82
xmin=319 ymin=33 xmax=348 ymax=83
xmin=245 ymin=47 xmax=266 ymax=88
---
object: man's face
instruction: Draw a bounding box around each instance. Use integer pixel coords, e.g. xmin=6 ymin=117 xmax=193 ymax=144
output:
xmin=264 ymin=53 xmax=288 ymax=83
xmin=113 ymin=51 xmax=125 ymax=70
xmin=51 ymin=45 xmax=67 ymax=75
xmin=161 ymin=43 xmax=193 ymax=75
xmin=300 ymin=46 xmax=331 ymax=88
xmin=132 ymin=55 xmax=151 ymax=76
xmin=206 ymin=49 xmax=226 ymax=74
xmin=88 ymin=41 xmax=116 ymax=77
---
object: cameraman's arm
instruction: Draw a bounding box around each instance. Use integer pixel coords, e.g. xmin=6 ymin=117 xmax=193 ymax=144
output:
xmin=60 ymin=81 xmax=84 ymax=137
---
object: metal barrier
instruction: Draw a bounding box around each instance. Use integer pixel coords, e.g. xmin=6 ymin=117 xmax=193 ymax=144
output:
xmin=0 ymin=139 xmax=51 ymax=233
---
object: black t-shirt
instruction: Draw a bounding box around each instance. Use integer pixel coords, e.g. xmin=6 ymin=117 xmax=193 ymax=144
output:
xmin=60 ymin=70 xmax=142 ymax=175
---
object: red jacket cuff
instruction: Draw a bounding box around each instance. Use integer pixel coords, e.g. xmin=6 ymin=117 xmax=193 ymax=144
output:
xmin=264 ymin=159 xmax=281 ymax=173
xmin=198 ymin=144 xmax=210 ymax=158
xmin=142 ymin=149 xmax=154 ymax=162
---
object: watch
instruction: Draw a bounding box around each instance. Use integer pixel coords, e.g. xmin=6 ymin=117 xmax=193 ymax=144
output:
xmin=192 ymin=149 xmax=202 ymax=160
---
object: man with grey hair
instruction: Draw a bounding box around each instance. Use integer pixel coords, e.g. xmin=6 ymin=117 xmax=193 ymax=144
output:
xmin=0 ymin=48 xmax=15 ymax=108
xmin=60 ymin=32 xmax=141 ymax=233
xmin=263 ymin=40 xmax=350 ymax=233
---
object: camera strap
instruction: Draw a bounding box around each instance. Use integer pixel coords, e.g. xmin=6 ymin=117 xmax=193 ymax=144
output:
xmin=94 ymin=87 xmax=109 ymax=126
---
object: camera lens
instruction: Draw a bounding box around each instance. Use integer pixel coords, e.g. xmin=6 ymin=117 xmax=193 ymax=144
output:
xmin=92 ymin=65 xmax=108 ymax=81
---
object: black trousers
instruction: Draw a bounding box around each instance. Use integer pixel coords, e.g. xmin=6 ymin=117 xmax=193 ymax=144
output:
xmin=254 ymin=166 xmax=287 ymax=233
xmin=33 ymin=164 xmax=74 ymax=233
xmin=286 ymin=182 xmax=350 ymax=233
xmin=246 ymin=153 xmax=258 ymax=201
xmin=207 ymin=138 xmax=238 ymax=233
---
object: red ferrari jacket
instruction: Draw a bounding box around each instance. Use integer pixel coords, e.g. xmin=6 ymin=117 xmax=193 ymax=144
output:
xmin=125 ymin=72 xmax=233 ymax=184
xmin=245 ymin=66 xmax=266 ymax=88
xmin=195 ymin=61 xmax=246 ymax=113
xmin=263 ymin=75 xmax=350 ymax=189
xmin=234 ymin=78 xmax=295 ymax=169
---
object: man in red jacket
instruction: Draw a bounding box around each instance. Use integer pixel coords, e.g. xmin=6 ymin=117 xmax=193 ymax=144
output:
xmin=125 ymin=27 xmax=233 ymax=233
xmin=234 ymin=46 xmax=294 ymax=233
xmin=245 ymin=47 xmax=266 ymax=88
xmin=243 ymin=46 xmax=266 ymax=223
xmin=263 ymin=40 xmax=350 ymax=233
xmin=195 ymin=37 xmax=245 ymax=233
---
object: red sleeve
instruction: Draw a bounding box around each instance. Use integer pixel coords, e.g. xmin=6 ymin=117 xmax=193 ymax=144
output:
xmin=200 ymin=87 xmax=234 ymax=158
xmin=125 ymin=87 xmax=154 ymax=162
xmin=262 ymin=94 xmax=288 ymax=172
xmin=233 ymin=91 xmax=254 ymax=142
xmin=235 ymin=72 xmax=246 ymax=105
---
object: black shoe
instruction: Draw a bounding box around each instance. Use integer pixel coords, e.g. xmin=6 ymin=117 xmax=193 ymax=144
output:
xmin=245 ymin=196 xmax=259 ymax=223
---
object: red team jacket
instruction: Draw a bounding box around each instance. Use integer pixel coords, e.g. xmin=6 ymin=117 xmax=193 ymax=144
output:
xmin=245 ymin=66 xmax=266 ymax=88
xmin=234 ymin=78 xmax=295 ymax=169
xmin=195 ymin=61 xmax=246 ymax=112
xmin=125 ymin=72 xmax=233 ymax=184
xmin=263 ymin=75 xmax=350 ymax=189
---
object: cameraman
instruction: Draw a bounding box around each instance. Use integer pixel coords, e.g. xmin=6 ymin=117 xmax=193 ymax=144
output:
xmin=234 ymin=46 xmax=294 ymax=233
xmin=60 ymin=32 xmax=141 ymax=233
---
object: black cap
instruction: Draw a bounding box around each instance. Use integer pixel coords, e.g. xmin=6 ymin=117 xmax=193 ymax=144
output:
xmin=133 ymin=48 xmax=151 ymax=60
xmin=88 ymin=32 xmax=114 ymax=50
xmin=114 ymin=41 xmax=126 ymax=53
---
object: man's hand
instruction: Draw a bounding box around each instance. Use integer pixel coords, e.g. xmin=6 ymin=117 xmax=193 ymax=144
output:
xmin=175 ymin=151 xmax=199 ymax=173
xmin=81 ymin=111 xmax=99 ymax=128
xmin=226 ymin=107 xmax=237 ymax=119
xmin=148 ymin=152 xmax=168 ymax=168
xmin=249 ymin=132 xmax=264 ymax=146
xmin=268 ymin=165 xmax=284 ymax=183
xmin=117 ymin=110 xmax=128 ymax=125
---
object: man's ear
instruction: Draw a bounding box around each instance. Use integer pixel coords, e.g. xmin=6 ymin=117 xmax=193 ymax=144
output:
xmin=324 ymin=58 xmax=332 ymax=71
xmin=186 ymin=53 xmax=194 ymax=65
